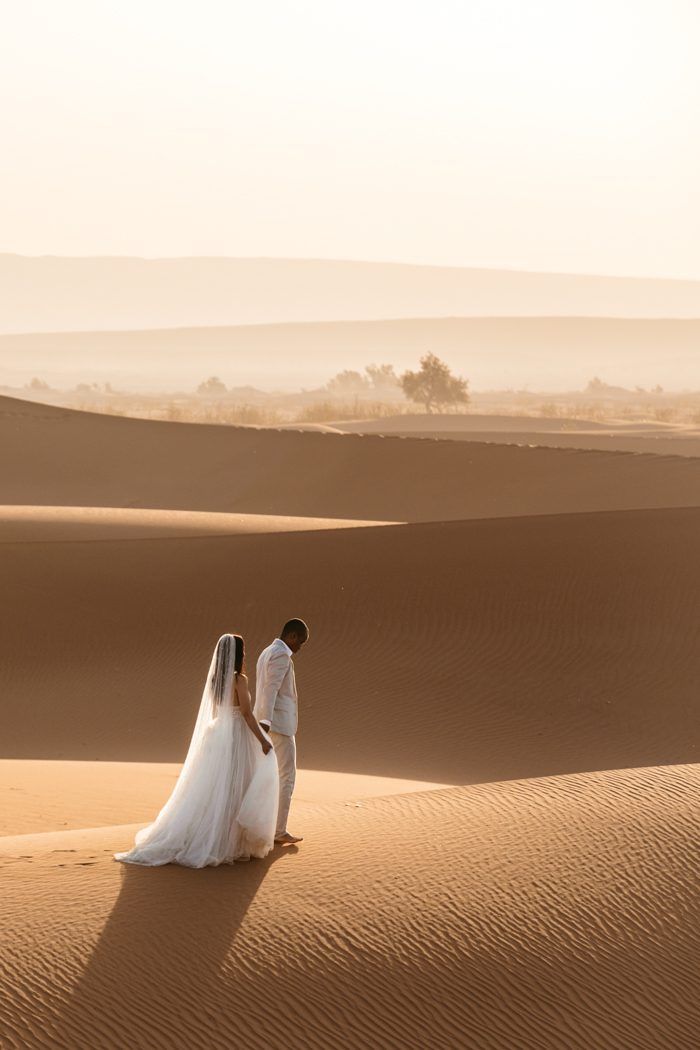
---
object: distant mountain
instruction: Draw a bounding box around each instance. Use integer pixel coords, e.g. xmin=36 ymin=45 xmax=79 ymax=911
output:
xmin=2 ymin=317 xmax=698 ymax=392
xmin=2 ymin=255 xmax=700 ymax=334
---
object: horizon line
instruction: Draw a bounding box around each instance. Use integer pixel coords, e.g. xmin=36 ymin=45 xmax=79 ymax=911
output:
xmin=2 ymin=252 xmax=700 ymax=285
xmin=3 ymin=315 xmax=700 ymax=340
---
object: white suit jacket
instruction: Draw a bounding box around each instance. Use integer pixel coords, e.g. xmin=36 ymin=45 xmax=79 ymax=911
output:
xmin=254 ymin=638 xmax=298 ymax=737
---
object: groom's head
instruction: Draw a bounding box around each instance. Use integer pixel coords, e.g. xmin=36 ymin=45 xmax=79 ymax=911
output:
xmin=280 ymin=618 xmax=309 ymax=654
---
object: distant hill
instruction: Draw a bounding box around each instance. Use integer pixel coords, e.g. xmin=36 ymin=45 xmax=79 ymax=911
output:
xmin=1 ymin=316 xmax=699 ymax=391
xmin=2 ymin=255 xmax=700 ymax=333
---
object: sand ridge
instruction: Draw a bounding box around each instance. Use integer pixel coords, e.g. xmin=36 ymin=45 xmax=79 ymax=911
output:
xmin=3 ymin=394 xmax=700 ymax=521
xmin=0 ymin=506 xmax=396 ymax=543
xmin=333 ymin=413 xmax=700 ymax=457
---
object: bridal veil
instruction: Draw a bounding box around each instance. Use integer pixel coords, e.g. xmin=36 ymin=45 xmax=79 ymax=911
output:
xmin=115 ymin=634 xmax=279 ymax=867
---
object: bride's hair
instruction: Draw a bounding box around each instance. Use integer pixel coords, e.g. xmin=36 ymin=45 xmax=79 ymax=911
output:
xmin=211 ymin=633 xmax=245 ymax=705
xmin=233 ymin=634 xmax=245 ymax=675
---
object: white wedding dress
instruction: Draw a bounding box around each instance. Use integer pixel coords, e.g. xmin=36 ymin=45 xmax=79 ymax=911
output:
xmin=115 ymin=635 xmax=279 ymax=867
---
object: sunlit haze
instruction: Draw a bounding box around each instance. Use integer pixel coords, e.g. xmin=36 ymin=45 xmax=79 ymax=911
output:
xmin=2 ymin=0 xmax=699 ymax=276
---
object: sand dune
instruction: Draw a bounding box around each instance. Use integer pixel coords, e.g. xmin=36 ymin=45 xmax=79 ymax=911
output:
xmin=0 ymin=506 xmax=394 ymax=543
xmin=334 ymin=413 xmax=700 ymax=457
xmin=3 ymin=254 xmax=700 ymax=334
xmin=3 ymin=394 xmax=700 ymax=1048
xmin=338 ymin=413 xmax=679 ymax=434
xmin=3 ymin=395 xmax=700 ymax=522
xmin=2 ymin=764 xmax=698 ymax=1049
xmin=3 ymin=316 xmax=700 ymax=390
xmin=2 ymin=508 xmax=698 ymax=785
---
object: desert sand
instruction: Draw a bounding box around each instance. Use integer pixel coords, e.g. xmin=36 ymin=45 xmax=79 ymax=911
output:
xmin=2 ymin=394 xmax=699 ymax=1048
xmin=334 ymin=413 xmax=700 ymax=457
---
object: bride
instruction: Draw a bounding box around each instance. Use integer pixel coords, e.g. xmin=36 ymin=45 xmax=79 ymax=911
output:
xmin=115 ymin=633 xmax=279 ymax=867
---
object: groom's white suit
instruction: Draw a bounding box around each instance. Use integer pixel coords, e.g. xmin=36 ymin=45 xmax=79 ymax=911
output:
xmin=254 ymin=638 xmax=298 ymax=838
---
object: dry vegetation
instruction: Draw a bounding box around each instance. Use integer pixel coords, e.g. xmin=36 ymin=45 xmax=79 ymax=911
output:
xmin=5 ymin=372 xmax=700 ymax=427
xmin=474 ymin=378 xmax=700 ymax=426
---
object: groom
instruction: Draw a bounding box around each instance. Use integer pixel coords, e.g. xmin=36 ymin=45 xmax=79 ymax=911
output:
xmin=255 ymin=618 xmax=309 ymax=845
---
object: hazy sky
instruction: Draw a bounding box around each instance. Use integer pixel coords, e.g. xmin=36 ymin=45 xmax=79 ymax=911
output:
xmin=2 ymin=0 xmax=699 ymax=277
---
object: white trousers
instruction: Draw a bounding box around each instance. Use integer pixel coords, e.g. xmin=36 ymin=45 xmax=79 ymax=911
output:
xmin=270 ymin=732 xmax=296 ymax=837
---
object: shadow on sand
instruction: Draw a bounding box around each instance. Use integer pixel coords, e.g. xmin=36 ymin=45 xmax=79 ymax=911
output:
xmin=53 ymin=845 xmax=298 ymax=1048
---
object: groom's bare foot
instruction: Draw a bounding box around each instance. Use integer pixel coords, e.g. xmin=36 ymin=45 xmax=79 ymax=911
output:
xmin=274 ymin=832 xmax=303 ymax=844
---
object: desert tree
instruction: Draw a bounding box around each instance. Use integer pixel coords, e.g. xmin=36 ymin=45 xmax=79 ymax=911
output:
xmin=197 ymin=376 xmax=227 ymax=396
xmin=400 ymin=354 xmax=469 ymax=414
xmin=325 ymin=370 xmax=370 ymax=396
xmin=365 ymin=363 xmax=400 ymax=395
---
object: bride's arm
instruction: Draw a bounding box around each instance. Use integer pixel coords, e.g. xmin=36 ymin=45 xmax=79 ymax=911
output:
xmin=236 ymin=675 xmax=273 ymax=753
